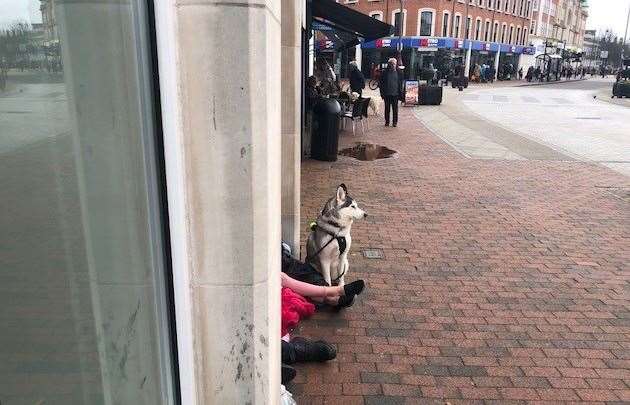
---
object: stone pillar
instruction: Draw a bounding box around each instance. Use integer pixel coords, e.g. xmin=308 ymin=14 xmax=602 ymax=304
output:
xmin=170 ymin=0 xmax=282 ymax=403
xmin=355 ymin=43 xmax=362 ymax=69
xmin=494 ymin=48 xmax=502 ymax=80
xmin=308 ymin=35 xmax=315 ymax=76
xmin=465 ymin=41 xmax=473 ymax=77
xmin=281 ymin=0 xmax=302 ymax=255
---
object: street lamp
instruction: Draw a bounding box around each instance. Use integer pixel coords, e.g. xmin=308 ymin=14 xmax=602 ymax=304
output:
xmin=397 ymin=0 xmax=404 ymax=68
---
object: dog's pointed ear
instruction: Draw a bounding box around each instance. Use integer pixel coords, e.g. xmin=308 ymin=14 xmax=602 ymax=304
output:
xmin=335 ymin=184 xmax=347 ymax=204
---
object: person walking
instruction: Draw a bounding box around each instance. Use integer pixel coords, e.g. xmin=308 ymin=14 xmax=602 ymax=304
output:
xmin=379 ymin=58 xmax=403 ymax=127
xmin=526 ymin=66 xmax=534 ymax=82
xmin=348 ymin=61 xmax=365 ymax=96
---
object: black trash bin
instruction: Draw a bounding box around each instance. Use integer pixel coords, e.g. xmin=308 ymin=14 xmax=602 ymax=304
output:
xmin=311 ymin=98 xmax=341 ymax=162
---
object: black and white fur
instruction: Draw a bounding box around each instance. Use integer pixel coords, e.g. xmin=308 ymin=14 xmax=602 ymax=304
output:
xmin=307 ymin=184 xmax=367 ymax=286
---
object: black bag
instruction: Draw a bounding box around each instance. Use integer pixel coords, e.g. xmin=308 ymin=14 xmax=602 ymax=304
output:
xmin=418 ymin=85 xmax=443 ymax=105
xmin=613 ymin=82 xmax=630 ymax=98
xmin=451 ymin=76 xmax=469 ymax=89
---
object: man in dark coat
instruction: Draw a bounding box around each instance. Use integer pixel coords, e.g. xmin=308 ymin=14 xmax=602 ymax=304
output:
xmin=378 ymin=57 xmax=403 ymax=127
xmin=348 ymin=61 xmax=365 ymax=96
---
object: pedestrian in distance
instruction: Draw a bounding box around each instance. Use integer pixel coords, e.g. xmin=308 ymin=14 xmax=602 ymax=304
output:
xmin=348 ymin=61 xmax=365 ymax=97
xmin=526 ymin=66 xmax=534 ymax=82
xmin=379 ymin=57 xmax=404 ymax=128
xmin=518 ymin=67 xmax=524 ymax=80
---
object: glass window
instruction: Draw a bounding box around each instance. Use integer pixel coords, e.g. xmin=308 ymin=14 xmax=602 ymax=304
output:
xmin=442 ymin=13 xmax=450 ymax=37
xmin=501 ymin=24 xmax=507 ymax=42
xmin=370 ymin=12 xmax=383 ymax=21
xmin=485 ymin=21 xmax=491 ymax=41
xmin=454 ymin=15 xmax=461 ymax=38
xmin=475 ymin=20 xmax=481 ymax=40
xmin=516 ymin=27 xmax=521 ymax=45
xmin=394 ymin=11 xmax=404 ymax=36
xmin=466 ymin=17 xmax=472 ymax=38
xmin=0 ymin=1 xmax=177 ymax=404
xmin=494 ymin=22 xmax=499 ymax=41
xmin=420 ymin=11 xmax=433 ymax=36
xmin=509 ymin=26 xmax=514 ymax=43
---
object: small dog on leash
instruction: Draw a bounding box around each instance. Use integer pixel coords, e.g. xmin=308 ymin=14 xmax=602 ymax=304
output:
xmin=351 ymin=92 xmax=379 ymax=116
xmin=367 ymin=98 xmax=379 ymax=116
xmin=306 ymin=184 xmax=367 ymax=286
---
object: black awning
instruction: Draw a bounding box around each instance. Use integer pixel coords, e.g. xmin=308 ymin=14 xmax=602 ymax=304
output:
xmin=309 ymin=0 xmax=394 ymax=49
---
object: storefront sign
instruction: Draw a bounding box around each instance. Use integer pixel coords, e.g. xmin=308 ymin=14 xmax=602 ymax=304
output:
xmin=375 ymin=38 xmax=392 ymax=48
xmin=404 ymin=80 xmax=419 ymax=105
xmin=419 ymin=38 xmax=439 ymax=48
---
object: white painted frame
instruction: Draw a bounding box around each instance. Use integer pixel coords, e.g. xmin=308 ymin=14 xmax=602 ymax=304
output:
xmin=442 ymin=10 xmax=451 ymax=37
xmin=391 ymin=8 xmax=408 ymax=36
xmin=484 ymin=19 xmax=492 ymax=41
xmin=152 ymin=1 xmax=197 ymax=404
xmin=454 ymin=13 xmax=462 ymax=38
xmin=369 ymin=10 xmax=384 ymax=21
xmin=474 ymin=17 xmax=483 ymax=40
xmin=417 ymin=8 xmax=436 ymax=37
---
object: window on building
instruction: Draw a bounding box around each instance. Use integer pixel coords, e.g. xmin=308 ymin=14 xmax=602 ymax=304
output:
xmin=523 ymin=27 xmax=529 ymax=45
xmin=419 ymin=10 xmax=434 ymax=36
xmin=370 ymin=11 xmax=383 ymax=21
xmin=466 ymin=16 xmax=472 ymax=38
xmin=493 ymin=22 xmax=499 ymax=41
xmin=488 ymin=0 xmax=494 ymax=9
xmin=505 ymin=0 xmax=510 ymax=12
xmin=454 ymin=15 xmax=461 ymax=37
xmin=484 ymin=21 xmax=491 ymax=41
xmin=393 ymin=11 xmax=405 ymax=36
xmin=501 ymin=24 xmax=507 ymax=42
xmin=526 ymin=0 xmax=531 ymax=16
xmin=516 ymin=26 xmax=521 ymax=44
xmin=442 ymin=13 xmax=450 ymax=37
xmin=508 ymin=25 xmax=514 ymax=43
xmin=478 ymin=0 xmax=484 ymax=6
xmin=512 ymin=0 xmax=517 ymax=14
xmin=475 ymin=19 xmax=482 ymax=40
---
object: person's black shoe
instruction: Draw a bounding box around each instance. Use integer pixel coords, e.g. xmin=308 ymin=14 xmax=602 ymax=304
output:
xmin=281 ymin=363 xmax=296 ymax=384
xmin=343 ymin=280 xmax=365 ymax=297
xmin=335 ymin=294 xmax=355 ymax=309
xmin=385 ymin=123 xmax=389 ymax=127
xmin=393 ymin=123 xmax=397 ymax=127
xmin=281 ymin=340 xmax=297 ymax=365
xmin=291 ymin=337 xmax=337 ymax=362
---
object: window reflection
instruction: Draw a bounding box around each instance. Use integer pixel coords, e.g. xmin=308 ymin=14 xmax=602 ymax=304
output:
xmin=0 ymin=1 xmax=175 ymax=404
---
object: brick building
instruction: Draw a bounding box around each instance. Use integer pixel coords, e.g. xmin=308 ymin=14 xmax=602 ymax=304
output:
xmin=321 ymin=0 xmax=536 ymax=80
xmin=520 ymin=0 xmax=588 ymax=71
xmin=345 ymin=0 xmax=533 ymax=45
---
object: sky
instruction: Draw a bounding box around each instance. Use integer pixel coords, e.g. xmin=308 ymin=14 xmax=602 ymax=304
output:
xmin=1 ymin=0 xmax=629 ymax=39
xmin=586 ymin=0 xmax=630 ymax=38
xmin=0 ymin=0 xmax=41 ymax=29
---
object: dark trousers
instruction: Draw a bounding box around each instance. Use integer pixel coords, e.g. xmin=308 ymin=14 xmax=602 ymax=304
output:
xmin=383 ymin=96 xmax=399 ymax=125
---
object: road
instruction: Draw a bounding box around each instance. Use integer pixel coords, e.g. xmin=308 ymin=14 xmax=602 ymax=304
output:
xmin=416 ymin=78 xmax=630 ymax=177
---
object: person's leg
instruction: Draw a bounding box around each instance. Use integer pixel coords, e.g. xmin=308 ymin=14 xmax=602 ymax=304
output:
xmin=384 ymin=97 xmax=391 ymax=125
xmin=392 ymin=98 xmax=399 ymax=126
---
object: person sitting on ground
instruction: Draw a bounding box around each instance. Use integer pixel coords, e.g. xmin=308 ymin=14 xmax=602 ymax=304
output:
xmin=281 ymin=243 xmax=365 ymax=308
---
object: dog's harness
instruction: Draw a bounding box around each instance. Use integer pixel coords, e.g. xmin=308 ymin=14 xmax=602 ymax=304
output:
xmin=305 ymin=223 xmax=347 ymax=283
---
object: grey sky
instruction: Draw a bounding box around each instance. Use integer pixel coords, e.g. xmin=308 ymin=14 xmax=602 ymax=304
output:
xmin=0 ymin=0 xmax=41 ymax=29
xmin=1 ymin=0 xmax=630 ymax=40
xmin=586 ymin=0 xmax=630 ymax=38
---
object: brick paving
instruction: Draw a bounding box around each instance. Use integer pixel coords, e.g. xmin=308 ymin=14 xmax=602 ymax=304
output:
xmin=290 ymin=105 xmax=630 ymax=404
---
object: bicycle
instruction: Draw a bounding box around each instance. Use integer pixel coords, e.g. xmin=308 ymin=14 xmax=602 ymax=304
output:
xmin=368 ymin=67 xmax=381 ymax=90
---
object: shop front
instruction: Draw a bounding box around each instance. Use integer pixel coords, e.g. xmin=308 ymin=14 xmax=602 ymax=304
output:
xmin=360 ymin=36 xmax=535 ymax=82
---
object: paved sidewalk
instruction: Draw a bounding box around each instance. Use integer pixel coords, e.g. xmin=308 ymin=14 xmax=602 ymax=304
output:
xmin=290 ymin=106 xmax=630 ymax=404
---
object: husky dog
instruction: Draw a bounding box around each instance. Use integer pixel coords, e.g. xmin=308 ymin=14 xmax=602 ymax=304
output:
xmin=306 ymin=184 xmax=367 ymax=286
